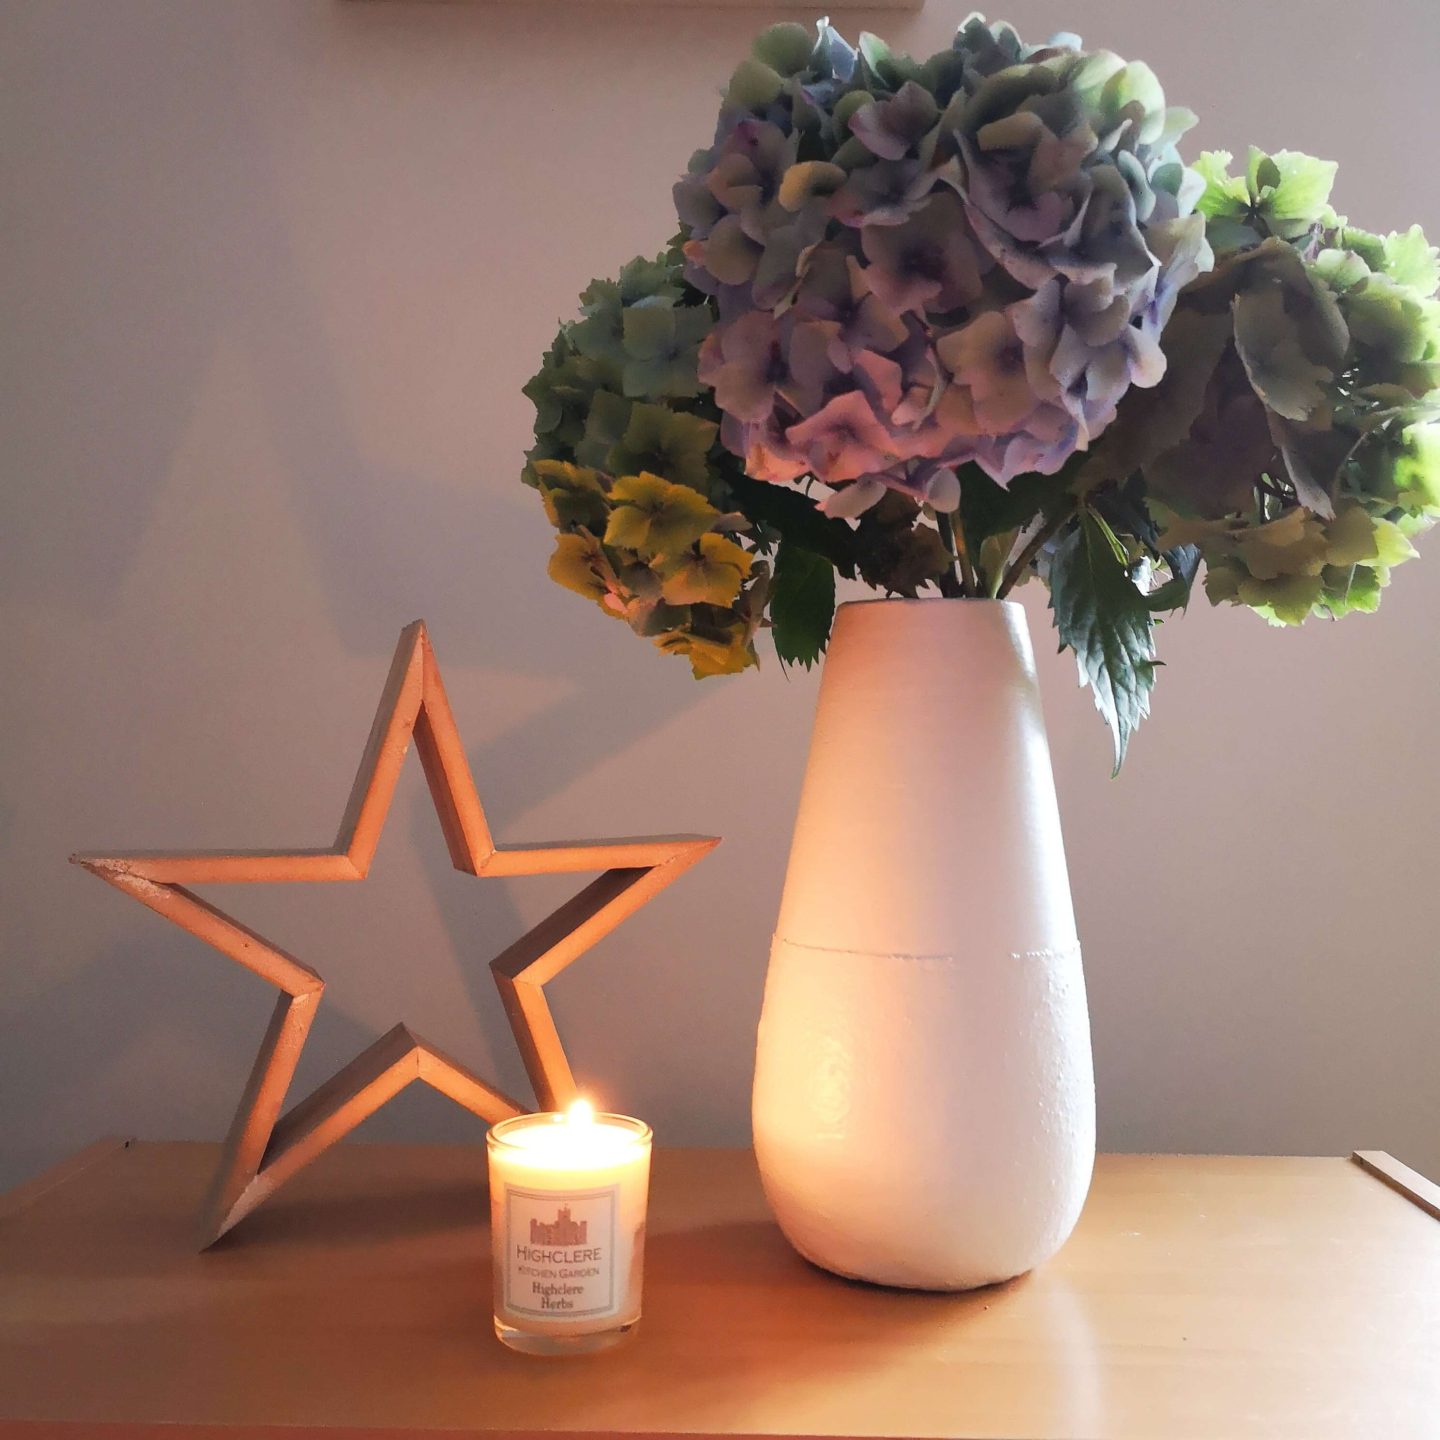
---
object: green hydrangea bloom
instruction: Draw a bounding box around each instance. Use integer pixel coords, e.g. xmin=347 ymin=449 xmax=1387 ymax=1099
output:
xmin=522 ymin=256 xmax=770 ymax=679
xmin=1087 ymin=147 xmax=1440 ymax=625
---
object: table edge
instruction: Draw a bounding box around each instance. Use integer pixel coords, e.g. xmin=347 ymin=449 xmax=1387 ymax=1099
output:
xmin=2 ymin=1143 xmax=1438 ymax=1440
xmin=7 ymin=1142 xmax=1438 ymax=1234
xmin=1350 ymin=1149 xmax=1440 ymax=1221
xmin=0 ymin=1138 xmax=133 ymax=1222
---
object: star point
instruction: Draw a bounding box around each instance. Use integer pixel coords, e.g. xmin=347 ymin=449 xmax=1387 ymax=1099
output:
xmin=73 ymin=622 xmax=719 ymax=1246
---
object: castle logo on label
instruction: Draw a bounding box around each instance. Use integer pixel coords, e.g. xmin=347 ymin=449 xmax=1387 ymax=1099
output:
xmin=502 ymin=1184 xmax=619 ymax=1319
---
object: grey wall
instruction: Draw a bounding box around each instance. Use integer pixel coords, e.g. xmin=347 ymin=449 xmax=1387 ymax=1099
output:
xmin=2 ymin=0 xmax=1437 ymax=1189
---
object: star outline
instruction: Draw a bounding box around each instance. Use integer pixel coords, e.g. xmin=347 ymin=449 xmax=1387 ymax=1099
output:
xmin=73 ymin=621 xmax=718 ymax=1245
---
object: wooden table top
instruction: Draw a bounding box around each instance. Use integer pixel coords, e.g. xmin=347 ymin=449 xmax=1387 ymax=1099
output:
xmin=0 ymin=1141 xmax=1436 ymax=1440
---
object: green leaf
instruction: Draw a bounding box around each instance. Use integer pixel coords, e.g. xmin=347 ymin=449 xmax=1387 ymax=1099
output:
xmin=723 ymin=470 xmax=857 ymax=576
xmin=1049 ymin=511 xmax=1158 ymax=774
xmin=1146 ymin=544 xmax=1201 ymax=612
xmin=1089 ymin=509 xmax=1130 ymax=566
xmin=957 ymin=465 xmax=1073 ymax=545
xmin=770 ymin=543 xmax=836 ymax=669
xmin=852 ymin=493 xmax=953 ymax=595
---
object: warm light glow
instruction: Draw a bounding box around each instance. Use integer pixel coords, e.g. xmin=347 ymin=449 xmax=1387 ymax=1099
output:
xmin=490 ymin=1105 xmax=649 ymax=1164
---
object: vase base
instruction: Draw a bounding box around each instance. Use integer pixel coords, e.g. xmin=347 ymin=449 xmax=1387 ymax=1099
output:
xmin=786 ymin=1232 xmax=1035 ymax=1293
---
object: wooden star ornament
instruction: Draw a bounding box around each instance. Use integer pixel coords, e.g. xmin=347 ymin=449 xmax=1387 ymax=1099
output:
xmin=73 ymin=622 xmax=718 ymax=1246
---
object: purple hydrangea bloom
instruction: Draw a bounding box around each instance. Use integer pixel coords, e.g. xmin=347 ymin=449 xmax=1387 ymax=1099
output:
xmin=674 ymin=17 xmax=1212 ymax=509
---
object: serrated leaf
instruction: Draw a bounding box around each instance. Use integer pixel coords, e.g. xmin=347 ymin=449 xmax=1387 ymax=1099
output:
xmin=851 ymin=493 xmax=952 ymax=595
xmin=724 ymin=470 xmax=857 ymax=576
xmin=1146 ymin=544 xmax=1201 ymax=612
xmin=1049 ymin=511 xmax=1158 ymax=774
xmin=770 ymin=543 xmax=836 ymax=668
xmin=958 ymin=465 xmax=1073 ymax=545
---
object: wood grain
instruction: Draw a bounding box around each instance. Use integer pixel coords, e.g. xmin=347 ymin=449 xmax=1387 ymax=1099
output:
xmin=1 ymin=1143 xmax=1437 ymax=1440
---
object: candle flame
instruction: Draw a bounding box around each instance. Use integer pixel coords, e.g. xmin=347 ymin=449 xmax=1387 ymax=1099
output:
xmin=566 ymin=1098 xmax=596 ymax=1127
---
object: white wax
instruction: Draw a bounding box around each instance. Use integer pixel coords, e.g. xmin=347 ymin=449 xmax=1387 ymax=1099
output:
xmin=488 ymin=1109 xmax=651 ymax=1337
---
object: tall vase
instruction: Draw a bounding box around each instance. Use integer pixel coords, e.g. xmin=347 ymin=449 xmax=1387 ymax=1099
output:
xmin=752 ymin=597 xmax=1094 ymax=1291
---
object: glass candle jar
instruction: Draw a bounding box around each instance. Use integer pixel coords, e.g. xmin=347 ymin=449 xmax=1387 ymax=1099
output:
xmin=487 ymin=1102 xmax=652 ymax=1355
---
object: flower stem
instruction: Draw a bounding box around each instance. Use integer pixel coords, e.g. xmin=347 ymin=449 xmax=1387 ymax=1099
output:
xmin=935 ymin=511 xmax=972 ymax=597
xmin=996 ymin=505 xmax=1073 ymax=599
xmin=951 ymin=520 xmax=980 ymax=597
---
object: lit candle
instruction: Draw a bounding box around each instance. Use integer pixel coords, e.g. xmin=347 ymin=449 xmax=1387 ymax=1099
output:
xmin=487 ymin=1101 xmax=653 ymax=1355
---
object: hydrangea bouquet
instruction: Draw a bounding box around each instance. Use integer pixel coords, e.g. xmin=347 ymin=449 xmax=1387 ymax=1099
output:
xmin=522 ymin=16 xmax=1439 ymax=769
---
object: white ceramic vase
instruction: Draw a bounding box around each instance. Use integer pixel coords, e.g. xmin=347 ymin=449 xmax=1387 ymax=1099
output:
xmin=752 ymin=597 xmax=1094 ymax=1291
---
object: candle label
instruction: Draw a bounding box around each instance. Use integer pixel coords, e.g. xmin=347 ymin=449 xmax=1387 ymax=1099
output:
xmin=502 ymin=1184 xmax=619 ymax=1320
